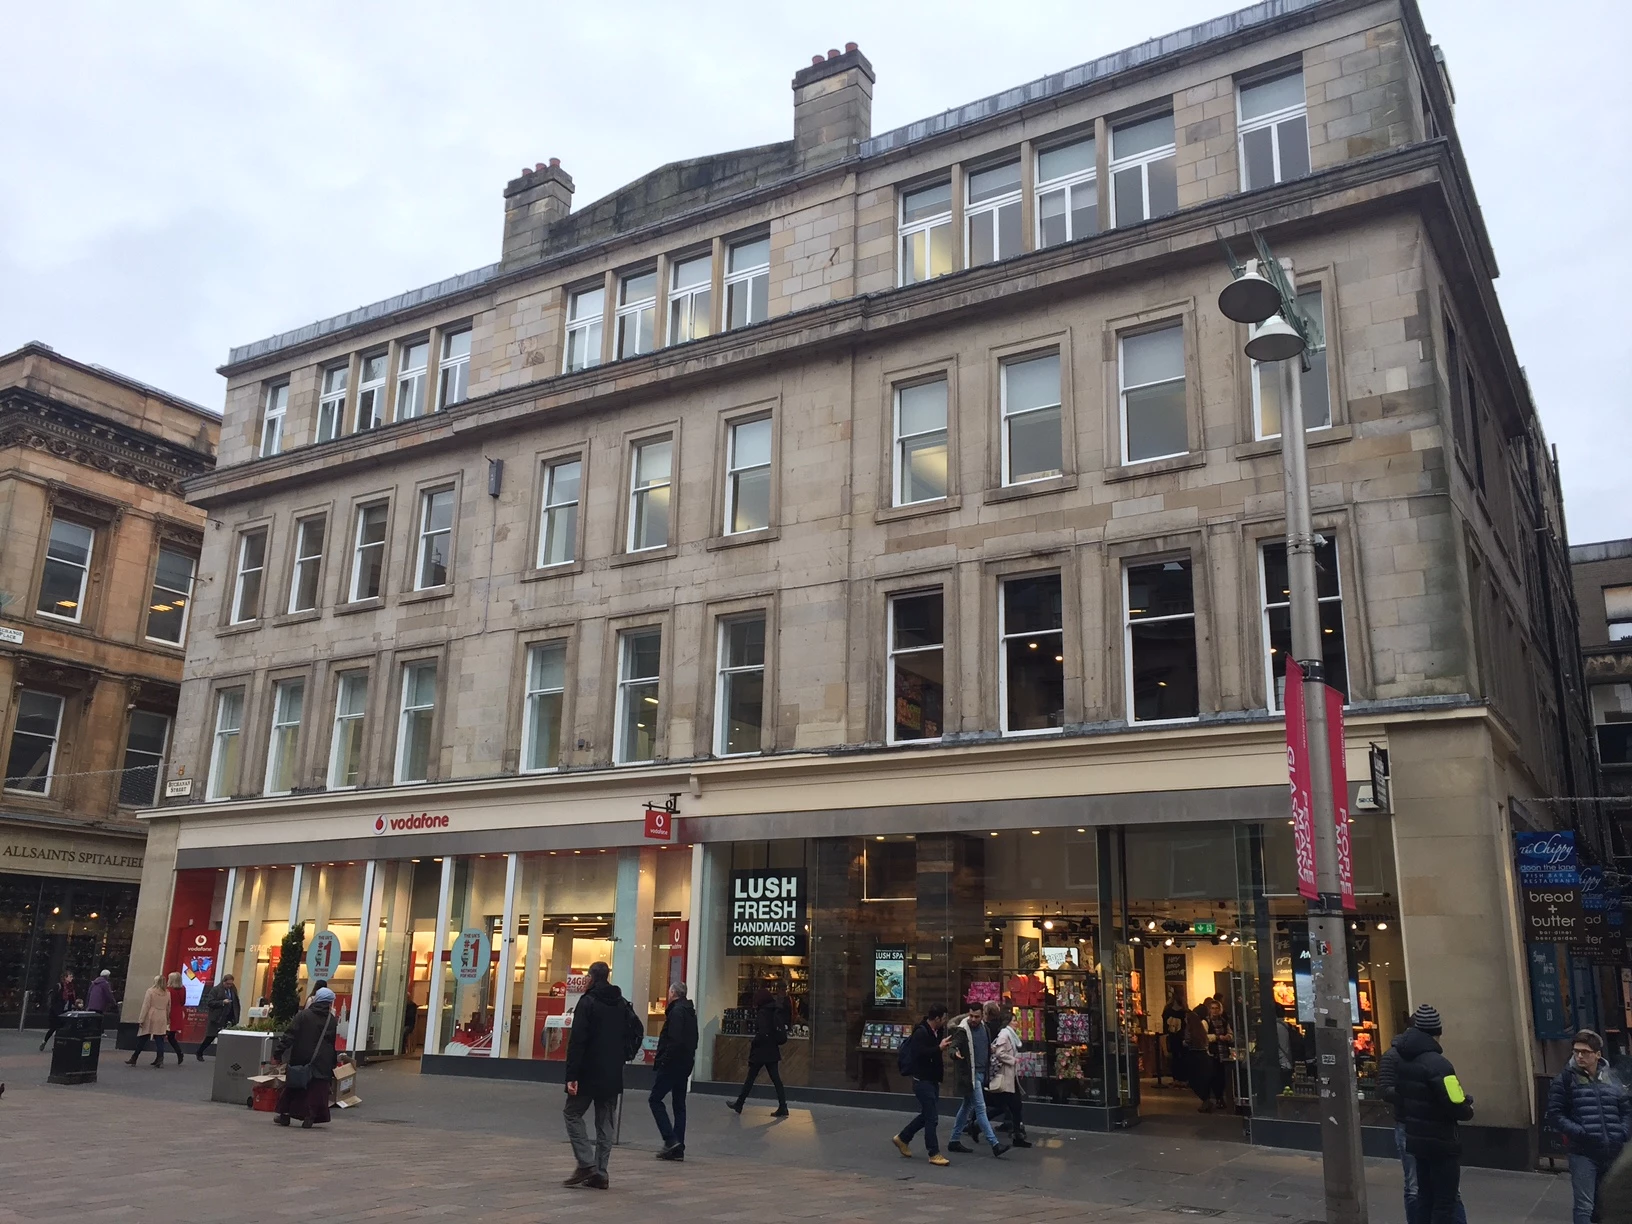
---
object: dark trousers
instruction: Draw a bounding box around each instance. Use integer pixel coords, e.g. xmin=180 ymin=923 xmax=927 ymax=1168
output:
xmin=735 ymin=1059 xmax=785 ymax=1107
xmin=987 ymin=1089 xmax=1024 ymax=1135
xmin=1187 ymin=1050 xmax=1217 ymax=1102
xmin=127 ymin=1032 xmax=182 ymax=1062
xmin=563 ymin=1092 xmax=616 ymax=1175
xmin=1411 ymin=1153 xmax=1462 ymax=1224
xmin=197 ymin=1027 xmax=224 ymax=1057
xmin=898 ymin=1078 xmax=941 ymax=1154
xmin=649 ymin=1065 xmax=690 ymax=1148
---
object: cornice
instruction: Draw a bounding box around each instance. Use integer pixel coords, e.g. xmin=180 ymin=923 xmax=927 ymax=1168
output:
xmin=0 ymin=389 xmax=216 ymax=495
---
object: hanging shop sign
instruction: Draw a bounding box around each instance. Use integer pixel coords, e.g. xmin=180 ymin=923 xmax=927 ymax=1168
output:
xmin=452 ymin=928 xmax=492 ymax=987
xmin=642 ymin=792 xmax=681 ymax=841
xmin=1285 ymin=659 xmax=1317 ymax=902
xmin=1578 ymin=867 xmax=1613 ymax=963
xmin=1514 ymin=831 xmax=1584 ymax=945
xmin=306 ymin=929 xmax=341 ymax=982
xmin=874 ymin=945 xmax=906 ymax=1006
xmin=728 ymin=869 xmax=807 ymax=956
xmin=1367 ymin=743 xmax=1390 ymax=813
xmin=1526 ymin=942 xmax=1573 ymax=1041
xmin=1326 ymin=688 xmax=1355 ymax=910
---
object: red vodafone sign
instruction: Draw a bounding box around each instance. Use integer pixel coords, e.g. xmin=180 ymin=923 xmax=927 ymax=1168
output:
xmin=643 ymin=806 xmax=674 ymax=841
xmin=373 ymin=812 xmax=451 ymax=835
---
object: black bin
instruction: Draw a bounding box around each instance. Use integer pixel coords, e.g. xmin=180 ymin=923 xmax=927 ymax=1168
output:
xmin=48 ymin=1011 xmax=104 ymax=1085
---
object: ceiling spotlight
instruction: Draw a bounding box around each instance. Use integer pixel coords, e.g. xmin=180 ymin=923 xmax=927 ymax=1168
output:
xmin=1147 ymin=920 xmax=1157 ymax=931
xmin=1042 ymin=919 xmax=1055 ymax=931
xmin=1164 ymin=937 xmax=1174 ymax=947
xmin=1376 ymin=921 xmax=1388 ymax=931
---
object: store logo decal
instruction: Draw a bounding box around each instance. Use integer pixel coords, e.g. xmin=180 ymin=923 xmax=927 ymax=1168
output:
xmin=373 ymin=812 xmax=451 ymax=835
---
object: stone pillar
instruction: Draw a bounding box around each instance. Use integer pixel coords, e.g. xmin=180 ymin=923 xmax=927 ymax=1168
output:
xmin=121 ymin=815 xmax=180 ymax=1024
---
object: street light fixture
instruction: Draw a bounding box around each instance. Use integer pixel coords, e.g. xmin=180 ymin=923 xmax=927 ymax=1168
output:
xmin=1216 ymin=258 xmax=1283 ymax=323
xmin=1244 ymin=313 xmax=1306 ymax=362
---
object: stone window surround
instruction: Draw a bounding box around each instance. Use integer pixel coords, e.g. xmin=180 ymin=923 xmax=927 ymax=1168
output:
xmin=875 ymin=354 xmax=962 ymax=523
xmin=603 ymin=610 xmax=673 ymax=767
xmin=697 ymin=592 xmax=779 ymax=760
xmin=611 ymin=421 xmax=682 ymax=565
xmin=524 ymin=440 xmax=591 ymax=581
xmin=402 ymin=472 xmax=463 ymax=599
xmin=201 ymin=674 xmax=253 ymax=801
xmin=1103 ymin=531 xmax=1216 ymax=725
xmin=320 ymin=658 xmax=377 ymax=792
xmin=981 ymin=549 xmax=1081 ymax=736
xmin=984 ymin=329 xmax=1077 ymax=504
xmin=872 ymin=566 xmax=960 ymax=746
xmin=389 ymin=646 xmax=448 ymax=786
xmin=337 ymin=489 xmax=396 ymax=613
xmin=255 ymin=666 xmax=315 ymax=797
xmin=504 ymin=623 xmax=580 ymax=775
xmin=1230 ymin=263 xmax=1348 ymax=457
xmin=707 ymin=397 xmax=781 ymax=550
xmin=220 ymin=516 xmax=275 ymax=632
xmin=1101 ymin=299 xmax=1204 ymax=483
xmin=274 ymin=500 xmax=335 ymax=625
xmin=31 ymin=487 xmax=122 ymax=635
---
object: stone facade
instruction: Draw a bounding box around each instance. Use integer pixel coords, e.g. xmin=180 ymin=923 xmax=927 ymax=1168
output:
xmin=1572 ymin=539 xmax=1632 ymax=806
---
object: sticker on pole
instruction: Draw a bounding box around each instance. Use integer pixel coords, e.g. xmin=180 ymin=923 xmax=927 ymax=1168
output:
xmin=453 ymin=928 xmax=491 ymax=987
xmin=1284 ymin=659 xmax=1318 ymax=901
xmin=1325 ymin=685 xmax=1355 ymax=911
xmin=306 ymin=930 xmax=341 ymax=982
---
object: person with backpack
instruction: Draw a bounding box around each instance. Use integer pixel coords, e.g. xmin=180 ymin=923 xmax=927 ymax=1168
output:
xmin=1394 ymin=1004 xmax=1474 ymax=1224
xmin=727 ymin=988 xmax=788 ymax=1117
xmin=891 ymin=1005 xmax=950 ymax=1166
xmin=562 ymin=961 xmax=644 ymax=1191
xmin=650 ymin=981 xmax=699 ymax=1162
xmin=1546 ymin=1029 xmax=1631 ymax=1224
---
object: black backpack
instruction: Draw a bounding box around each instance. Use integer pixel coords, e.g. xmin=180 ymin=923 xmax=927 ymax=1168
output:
xmin=621 ymin=1000 xmax=645 ymax=1062
xmin=896 ymin=1027 xmax=918 ymax=1077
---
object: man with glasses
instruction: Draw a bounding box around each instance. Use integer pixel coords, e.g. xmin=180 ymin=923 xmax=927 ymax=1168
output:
xmin=1547 ymin=1029 xmax=1630 ymax=1224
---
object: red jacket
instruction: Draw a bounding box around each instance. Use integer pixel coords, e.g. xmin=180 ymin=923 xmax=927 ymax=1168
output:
xmin=168 ymin=987 xmax=187 ymax=1033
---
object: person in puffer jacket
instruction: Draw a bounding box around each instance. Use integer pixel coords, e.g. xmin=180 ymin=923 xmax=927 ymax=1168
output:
xmin=1394 ymin=1005 xmax=1473 ymax=1224
xmin=1546 ymin=1029 xmax=1631 ymax=1224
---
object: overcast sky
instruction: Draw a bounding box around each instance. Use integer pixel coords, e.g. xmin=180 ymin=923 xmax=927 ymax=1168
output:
xmin=3 ymin=1 xmax=1625 ymax=542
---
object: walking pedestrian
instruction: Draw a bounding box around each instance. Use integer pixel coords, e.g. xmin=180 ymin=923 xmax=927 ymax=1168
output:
xmin=85 ymin=970 xmax=117 ymax=1023
xmin=1546 ymin=1029 xmax=1630 ymax=1224
xmin=272 ymin=986 xmax=339 ymax=1129
xmin=650 ymin=981 xmax=698 ymax=1161
xmin=985 ymin=1004 xmax=1031 ymax=1148
xmin=401 ymin=997 xmax=419 ymax=1053
xmin=1184 ymin=998 xmax=1216 ymax=1111
xmin=126 ymin=977 xmax=175 ymax=1067
xmin=1161 ymin=988 xmax=1189 ymax=1083
xmin=727 ymin=988 xmax=789 ymax=1117
xmin=1381 ymin=1013 xmax=1468 ymax=1224
xmin=946 ymin=1000 xmax=1009 ymax=1157
xmin=162 ymin=971 xmax=187 ymax=1063
xmin=196 ymin=974 xmax=241 ymax=1060
xmin=38 ymin=971 xmax=78 ymax=1050
xmin=891 ymin=1004 xmax=950 ymax=1166
xmin=1206 ymin=997 xmax=1234 ymax=1111
xmin=562 ymin=961 xmax=643 ymax=1191
xmin=1395 ymin=1004 xmax=1473 ymax=1224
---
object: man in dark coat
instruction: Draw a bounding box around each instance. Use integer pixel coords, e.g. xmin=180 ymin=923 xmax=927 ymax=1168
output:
xmin=196 ymin=975 xmax=241 ymax=1059
xmin=892 ymin=1005 xmax=950 ymax=1164
xmin=1546 ymin=1029 xmax=1631 ymax=1224
xmin=945 ymin=1000 xmax=1008 ymax=1157
xmin=728 ymin=988 xmax=789 ymax=1116
xmin=650 ymin=981 xmax=698 ymax=1161
xmin=1381 ymin=1016 xmax=1468 ymax=1224
xmin=1394 ymin=1005 xmax=1473 ymax=1224
xmin=562 ymin=961 xmax=640 ymax=1190
xmin=272 ymin=987 xmax=339 ymax=1129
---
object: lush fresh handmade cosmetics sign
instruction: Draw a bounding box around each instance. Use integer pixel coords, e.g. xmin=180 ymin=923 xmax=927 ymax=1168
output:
xmin=728 ymin=869 xmax=807 ymax=955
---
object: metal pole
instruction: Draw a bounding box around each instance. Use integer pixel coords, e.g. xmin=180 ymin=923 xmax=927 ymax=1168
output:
xmin=1279 ymin=354 xmax=1368 ymax=1224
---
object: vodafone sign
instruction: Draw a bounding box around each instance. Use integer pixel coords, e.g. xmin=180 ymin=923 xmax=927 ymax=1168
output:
xmin=373 ymin=812 xmax=452 ymax=835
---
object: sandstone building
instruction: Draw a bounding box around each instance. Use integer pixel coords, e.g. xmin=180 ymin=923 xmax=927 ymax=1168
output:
xmin=127 ymin=0 xmax=1603 ymax=1165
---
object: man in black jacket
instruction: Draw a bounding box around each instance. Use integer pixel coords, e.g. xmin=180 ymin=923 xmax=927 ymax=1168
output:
xmin=1546 ymin=1029 xmax=1631 ymax=1224
xmin=563 ymin=962 xmax=641 ymax=1191
xmin=650 ymin=981 xmax=698 ymax=1162
xmin=1380 ymin=1017 xmax=1467 ymax=1224
xmin=196 ymin=975 xmax=240 ymax=1060
xmin=1394 ymin=1005 xmax=1474 ymax=1224
xmin=892 ymin=1005 xmax=950 ymax=1166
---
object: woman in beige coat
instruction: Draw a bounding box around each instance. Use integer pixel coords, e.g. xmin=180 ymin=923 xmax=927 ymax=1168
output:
xmin=126 ymin=977 xmax=179 ymax=1067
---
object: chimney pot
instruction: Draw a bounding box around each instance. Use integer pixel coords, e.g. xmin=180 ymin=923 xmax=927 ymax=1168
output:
xmin=845 ymin=41 xmax=858 ymax=52
xmin=792 ymin=45 xmax=875 ymax=169
xmin=827 ymin=48 xmax=840 ymax=59
xmin=811 ymin=55 xmax=824 ymax=66
xmin=535 ymin=162 xmax=545 ymax=171
xmin=549 ymin=157 xmax=561 ymax=168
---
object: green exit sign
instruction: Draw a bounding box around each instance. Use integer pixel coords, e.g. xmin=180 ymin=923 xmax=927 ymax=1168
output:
xmin=1192 ymin=921 xmax=1217 ymax=936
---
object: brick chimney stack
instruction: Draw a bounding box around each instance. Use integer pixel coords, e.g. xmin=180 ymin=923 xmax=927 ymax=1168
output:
xmin=792 ymin=42 xmax=874 ymax=170
xmin=502 ymin=158 xmax=575 ymax=269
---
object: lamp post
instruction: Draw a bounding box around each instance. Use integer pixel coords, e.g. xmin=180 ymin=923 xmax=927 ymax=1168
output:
xmin=1219 ymin=237 xmax=1368 ymax=1224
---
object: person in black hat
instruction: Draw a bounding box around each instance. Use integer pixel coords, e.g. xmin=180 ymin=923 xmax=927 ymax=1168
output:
xmin=1394 ymin=1004 xmax=1473 ymax=1224
xmin=1381 ymin=1009 xmax=1468 ymax=1224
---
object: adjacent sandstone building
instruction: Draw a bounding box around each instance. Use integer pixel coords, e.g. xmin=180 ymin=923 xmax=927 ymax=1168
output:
xmin=0 ymin=343 xmax=216 ymax=1025
xmin=130 ymin=0 xmax=1602 ymax=1165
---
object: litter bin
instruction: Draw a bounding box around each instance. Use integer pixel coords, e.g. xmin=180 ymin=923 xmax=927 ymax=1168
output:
xmin=212 ymin=1029 xmax=274 ymax=1106
xmin=47 ymin=1011 xmax=104 ymax=1085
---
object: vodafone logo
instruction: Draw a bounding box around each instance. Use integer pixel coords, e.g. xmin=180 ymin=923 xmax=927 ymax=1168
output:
xmin=372 ymin=812 xmax=451 ymax=835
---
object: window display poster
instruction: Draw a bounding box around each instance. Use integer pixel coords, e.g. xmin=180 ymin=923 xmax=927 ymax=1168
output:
xmin=874 ymin=945 xmax=905 ymax=1006
xmin=728 ymin=869 xmax=807 ymax=955
xmin=452 ymin=928 xmax=491 ymax=987
xmin=307 ymin=929 xmax=341 ymax=983
xmin=1041 ymin=945 xmax=1079 ymax=969
xmin=1017 ymin=936 xmax=1040 ymax=971
xmin=180 ymin=953 xmax=212 ymax=1006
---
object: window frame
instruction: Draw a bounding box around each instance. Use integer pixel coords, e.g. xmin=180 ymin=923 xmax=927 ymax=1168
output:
xmin=1108 ymin=113 xmax=1177 ymax=227
xmin=394 ymin=659 xmax=439 ymax=785
xmin=326 ymin=670 xmax=369 ymax=791
xmin=1258 ymin=536 xmax=1349 ymax=712
xmin=316 ymin=364 xmax=348 ymax=443
xmin=394 ymin=338 xmax=430 ymax=422
xmin=892 ymin=376 xmax=951 ymax=508
xmin=723 ymin=414 xmax=773 ymax=536
xmin=412 ymin=486 xmax=456 ymax=591
xmin=668 ymin=252 xmax=713 ymax=345
xmin=118 ymin=709 xmax=170 ymax=808
xmin=354 ymin=351 xmax=387 ymax=433
xmin=262 ymin=677 xmax=306 ymax=796
xmin=206 ymin=687 xmax=245 ymax=801
xmin=714 ymin=615 xmax=767 ymax=758
xmin=1122 ymin=558 xmax=1200 ymax=725
xmin=563 ymin=285 xmax=606 ymax=373
xmin=626 ymin=435 xmax=675 ymax=554
xmin=898 ymin=180 xmax=954 ymax=287
xmin=437 ymin=327 xmax=472 ymax=410
xmin=886 ymin=589 xmax=946 ymax=747
xmin=259 ymin=382 xmax=289 ymax=458
xmin=229 ymin=527 xmax=268 ymax=625
xmin=347 ymin=501 xmax=390 ymax=604
xmin=614 ymin=627 xmax=663 ymax=766
xmin=997 ymin=572 xmax=1066 ymax=737
xmin=4 ymin=689 xmax=66 ymax=797
xmin=1605 ymin=585 xmax=1632 ymax=643
xmin=144 ymin=544 xmax=196 ymax=646
xmin=615 ymin=269 xmax=658 ymax=360
xmin=286 ymin=515 xmax=327 ymax=615
xmin=520 ymin=640 xmax=569 ymax=773
xmin=36 ymin=516 xmax=95 ymax=624
xmin=537 ymin=454 xmax=583 ymax=570
xmin=964 ymin=159 xmax=1023 ymax=268
xmin=999 ymin=351 xmax=1065 ymax=487
xmin=1236 ymin=68 xmax=1310 ymax=191
xmin=1118 ymin=322 xmax=1190 ymax=466
xmin=723 ymin=236 xmax=770 ymax=330
xmin=1034 ymin=136 xmax=1099 ymax=249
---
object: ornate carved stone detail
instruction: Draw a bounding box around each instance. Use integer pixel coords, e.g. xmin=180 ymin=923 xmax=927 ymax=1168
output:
xmin=0 ymin=390 xmax=212 ymax=495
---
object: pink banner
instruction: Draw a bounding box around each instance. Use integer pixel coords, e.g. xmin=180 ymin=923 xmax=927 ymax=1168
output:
xmin=1285 ymin=660 xmax=1318 ymax=901
xmin=1325 ymin=685 xmax=1355 ymax=910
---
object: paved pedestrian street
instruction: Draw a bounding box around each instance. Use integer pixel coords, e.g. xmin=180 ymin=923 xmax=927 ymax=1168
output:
xmin=0 ymin=1033 xmax=1573 ymax=1223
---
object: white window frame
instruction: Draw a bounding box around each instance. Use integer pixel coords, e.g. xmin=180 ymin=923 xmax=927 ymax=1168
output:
xmin=886 ymin=591 xmax=945 ymax=747
xmin=259 ymin=382 xmax=288 ymax=458
xmin=893 ymin=379 xmax=949 ymax=507
xmin=437 ymin=328 xmax=471 ymax=410
xmin=997 ymin=573 xmax=1066 ymax=738
xmin=668 ymin=254 xmax=713 ymax=345
xmin=394 ymin=340 xmax=430 ymax=421
xmin=724 ymin=416 xmax=772 ymax=535
xmin=145 ymin=546 xmax=195 ymax=645
xmin=1109 ymin=116 xmax=1177 ymax=227
xmin=206 ymin=688 xmax=244 ymax=801
xmin=348 ymin=503 xmax=388 ymax=603
xmin=118 ymin=710 xmax=170 ymax=808
xmin=230 ymin=529 xmax=267 ymax=624
xmin=36 ymin=518 xmax=95 ymax=624
xmin=627 ymin=438 xmax=673 ymax=553
xmin=714 ymin=616 xmax=766 ymax=757
xmin=538 ymin=457 xmax=581 ymax=568
xmin=327 ymin=672 xmax=368 ymax=790
xmin=563 ymin=286 xmax=605 ymax=373
xmin=317 ymin=365 xmax=347 ymax=443
xmin=1605 ymin=586 xmax=1632 ymax=642
xmin=1251 ymin=286 xmax=1330 ymax=440
xmin=395 ymin=661 xmax=438 ymax=785
xmin=1119 ymin=325 xmax=1189 ymax=465
xmin=355 ymin=353 xmax=387 ymax=432
xmin=1122 ymin=561 xmax=1199 ymax=726
xmin=4 ymin=690 xmax=65 ymax=796
xmin=898 ymin=182 xmax=953 ymax=287
xmin=287 ymin=516 xmax=326 ymax=614
xmin=615 ymin=270 xmax=657 ymax=359
xmin=964 ymin=161 xmax=1023 ymax=267
xmin=723 ymin=237 xmax=770 ymax=330
xmin=1237 ymin=70 xmax=1310 ymax=191
xmin=615 ymin=629 xmax=662 ymax=766
xmin=1034 ymin=138 xmax=1098 ymax=248
xmin=1258 ymin=539 xmax=1347 ymax=712
xmin=414 ymin=487 xmax=455 ymax=591
xmin=521 ymin=642 xmax=568 ymax=773
xmin=1000 ymin=353 xmax=1063 ymax=486
xmin=263 ymin=678 xmax=305 ymax=796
